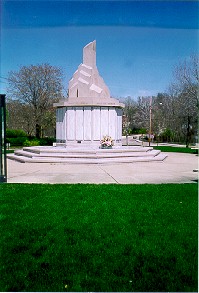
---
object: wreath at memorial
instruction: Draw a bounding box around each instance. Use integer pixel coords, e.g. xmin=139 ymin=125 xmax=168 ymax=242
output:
xmin=100 ymin=135 xmax=114 ymax=148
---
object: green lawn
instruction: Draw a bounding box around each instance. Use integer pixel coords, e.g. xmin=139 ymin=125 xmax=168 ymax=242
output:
xmin=153 ymin=145 xmax=198 ymax=154
xmin=0 ymin=184 xmax=198 ymax=292
xmin=6 ymin=149 xmax=15 ymax=154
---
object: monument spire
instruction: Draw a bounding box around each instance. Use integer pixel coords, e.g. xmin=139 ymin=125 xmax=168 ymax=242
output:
xmin=68 ymin=40 xmax=111 ymax=99
xmin=83 ymin=40 xmax=96 ymax=68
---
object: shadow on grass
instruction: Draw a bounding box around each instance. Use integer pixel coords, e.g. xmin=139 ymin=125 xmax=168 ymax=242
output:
xmin=4 ymin=250 xmax=197 ymax=292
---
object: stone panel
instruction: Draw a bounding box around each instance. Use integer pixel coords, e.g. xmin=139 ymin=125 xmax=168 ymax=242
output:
xmin=101 ymin=107 xmax=109 ymax=137
xmin=84 ymin=107 xmax=92 ymax=140
xmin=93 ymin=107 xmax=101 ymax=140
xmin=56 ymin=109 xmax=61 ymax=141
xmin=75 ymin=107 xmax=84 ymax=140
xmin=67 ymin=107 xmax=75 ymax=140
xmin=116 ymin=108 xmax=123 ymax=142
xmin=56 ymin=108 xmax=66 ymax=141
xmin=108 ymin=107 xmax=116 ymax=140
xmin=62 ymin=107 xmax=66 ymax=142
xmin=118 ymin=108 xmax=123 ymax=140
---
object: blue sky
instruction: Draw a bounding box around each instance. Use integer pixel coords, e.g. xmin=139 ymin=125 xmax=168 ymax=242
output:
xmin=0 ymin=0 xmax=198 ymax=99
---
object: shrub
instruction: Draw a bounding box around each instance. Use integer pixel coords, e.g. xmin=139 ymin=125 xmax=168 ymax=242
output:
xmin=23 ymin=137 xmax=55 ymax=146
xmin=5 ymin=130 xmax=55 ymax=147
xmin=6 ymin=137 xmax=27 ymax=146
xmin=38 ymin=137 xmax=56 ymax=146
xmin=159 ymin=128 xmax=174 ymax=142
xmin=6 ymin=129 xmax=27 ymax=138
xmin=6 ymin=129 xmax=28 ymax=146
xmin=23 ymin=139 xmax=40 ymax=147
xmin=122 ymin=128 xmax=132 ymax=136
xmin=138 ymin=128 xmax=147 ymax=134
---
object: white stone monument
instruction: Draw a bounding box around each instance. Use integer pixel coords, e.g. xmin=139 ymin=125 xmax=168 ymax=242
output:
xmin=54 ymin=40 xmax=124 ymax=146
xmin=8 ymin=41 xmax=168 ymax=163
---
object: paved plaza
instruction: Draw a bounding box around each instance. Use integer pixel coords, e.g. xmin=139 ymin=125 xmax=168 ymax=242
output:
xmin=7 ymin=152 xmax=198 ymax=184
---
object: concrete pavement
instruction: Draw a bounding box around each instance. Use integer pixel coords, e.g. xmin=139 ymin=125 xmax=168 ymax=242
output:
xmin=6 ymin=152 xmax=198 ymax=184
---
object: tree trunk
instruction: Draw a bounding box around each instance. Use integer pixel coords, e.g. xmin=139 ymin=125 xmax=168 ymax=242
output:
xmin=186 ymin=115 xmax=191 ymax=148
xmin=36 ymin=124 xmax=41 ymax=139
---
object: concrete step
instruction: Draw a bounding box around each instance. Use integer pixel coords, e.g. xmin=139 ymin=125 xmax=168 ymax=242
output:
xmin=13 ymin=148 xmax=161 ymax=159
xmin=7 ymin=146 xmax=167 ymax=164
xmin=22 ymin=146 xmax=154 ymax=154
xmin=7 ymin=153 xmax=167 ymax=164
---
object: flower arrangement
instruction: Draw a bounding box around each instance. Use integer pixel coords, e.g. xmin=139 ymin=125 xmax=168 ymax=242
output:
xmin=100 ymin=135 xmax=114 ymax=148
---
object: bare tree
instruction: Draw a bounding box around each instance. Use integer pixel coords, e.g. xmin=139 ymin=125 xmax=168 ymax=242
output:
xmin=122 ymin=96 xmax=137 ymax=131
xmin=6 ymin=99 xmax=34 ymax=135
xmin=7 ymin=64 xmax=64 ymax=138
xmin=133 ymin=95 xmax=166 ymax=139
xmin=169 ymin=54 xmax=198 ymax=146
xmin=134 ymin=96 xmax=151 ymax=131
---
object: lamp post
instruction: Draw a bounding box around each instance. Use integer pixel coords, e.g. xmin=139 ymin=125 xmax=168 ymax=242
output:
xmin=149 ymin=97 xmax=163 ymax=147
xmin=149 ymin=97 xmax=152 ymax=146
xmin=0 ymin=94 xmax=7 ymax=183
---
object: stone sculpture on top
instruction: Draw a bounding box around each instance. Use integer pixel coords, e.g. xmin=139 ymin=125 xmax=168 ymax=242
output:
xmin=68 ymin=40 xmax=111 ymax=100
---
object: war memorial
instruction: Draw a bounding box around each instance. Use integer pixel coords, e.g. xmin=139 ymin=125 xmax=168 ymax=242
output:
xmin=55 ymin=40 xmax=124 ymax=147
xmin=8 ymin=41 xmax=167 ymax=163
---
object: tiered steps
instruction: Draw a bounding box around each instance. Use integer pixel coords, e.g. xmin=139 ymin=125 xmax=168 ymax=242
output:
xmin=7 ymin=146 xmax=167 ymax=164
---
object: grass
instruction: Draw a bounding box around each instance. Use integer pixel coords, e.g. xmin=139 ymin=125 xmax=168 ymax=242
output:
xmin=153 ymin=145 xmax=198 ymax=154
xmin=6 ymin=149 xmax=15 ymax=154
xmin=0 ymin=184 xmax=198 ymax=292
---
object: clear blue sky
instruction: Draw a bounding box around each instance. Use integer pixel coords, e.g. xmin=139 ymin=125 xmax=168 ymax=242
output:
xmin=0 ymin=0 xmax=198 ymax=99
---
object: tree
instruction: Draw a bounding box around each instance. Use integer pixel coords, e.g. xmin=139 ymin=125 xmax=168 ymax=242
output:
xmin=122 ymin=96 xmax=137 ymax=131
xmin=7 ymin=64 xmax=64 ymax=138
xmin=133 ymin=96 xmax=152 ymax=132
xmin=6 ymin=99 xmax=35 ymax=135
xmin=123 ymin=95 xmax=162 ymax=136
xmin=169 ymin=54 xmax=198 ymax=147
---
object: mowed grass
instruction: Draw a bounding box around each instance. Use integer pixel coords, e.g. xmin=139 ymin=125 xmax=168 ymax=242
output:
xmin=153 ymin=145 xmax=198 ymax=154
xmin=0 ymin=184 xmax=198 ymax=292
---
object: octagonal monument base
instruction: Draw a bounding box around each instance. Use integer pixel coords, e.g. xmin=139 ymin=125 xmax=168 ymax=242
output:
xmin=8 ymin=145 xmax=167 ymax=164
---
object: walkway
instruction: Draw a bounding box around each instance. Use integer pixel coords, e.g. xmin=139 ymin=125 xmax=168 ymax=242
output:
xmin=7 ymin=152 xmax=198 ymax=184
